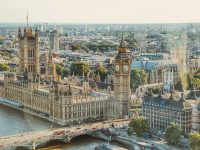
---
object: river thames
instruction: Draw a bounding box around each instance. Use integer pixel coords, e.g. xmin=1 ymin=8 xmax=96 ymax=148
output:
xmin=0 ymin=104 xmax=129 ymax=150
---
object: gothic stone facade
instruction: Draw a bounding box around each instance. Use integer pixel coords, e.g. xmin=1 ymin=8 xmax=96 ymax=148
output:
xmin=3 ymin=73 xmax=114 ymax=125
xmin=18 ymin=27 xmax=40 ymax=74
xmin=0 ymin=33 xmax=131 ymax=125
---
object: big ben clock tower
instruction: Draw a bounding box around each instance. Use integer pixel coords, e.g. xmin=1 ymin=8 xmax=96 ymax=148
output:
xmin=114 ymin=35 xmax=132 ymax=118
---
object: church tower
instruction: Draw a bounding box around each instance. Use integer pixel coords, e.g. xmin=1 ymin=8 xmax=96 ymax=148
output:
xmin=114 ymin=35 xmax=132 ymax=118
xmin=18 ymin=27 xmax=40 ymax=75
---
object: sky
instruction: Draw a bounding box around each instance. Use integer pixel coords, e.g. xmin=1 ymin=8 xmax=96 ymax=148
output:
xmin=0 ymin=0 xmax=200 ymax=24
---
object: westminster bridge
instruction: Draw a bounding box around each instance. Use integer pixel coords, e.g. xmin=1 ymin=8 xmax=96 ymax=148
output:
xmin=0 ymin=119 xmax=130 ymax=150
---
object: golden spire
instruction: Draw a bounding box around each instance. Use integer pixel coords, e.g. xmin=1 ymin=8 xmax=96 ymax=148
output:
xmin=118 ymin=34 xmax=129 ymax=53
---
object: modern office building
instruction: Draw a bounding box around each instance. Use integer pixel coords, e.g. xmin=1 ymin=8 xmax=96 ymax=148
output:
xmin=49 ymin=30 xmax=59 ymax=51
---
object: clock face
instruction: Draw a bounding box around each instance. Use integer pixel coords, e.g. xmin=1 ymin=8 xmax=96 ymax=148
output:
xmin=123 ymin=65 xmax=129 ymax=72
xmin=115 ymin=65 xmax=119 ymax=71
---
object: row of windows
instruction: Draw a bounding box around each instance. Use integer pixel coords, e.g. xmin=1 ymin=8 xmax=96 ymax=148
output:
xmin=28 ymin=50 xmax=35 ymax=58
xmin=28 ymin=65 xmax=36 ymax=72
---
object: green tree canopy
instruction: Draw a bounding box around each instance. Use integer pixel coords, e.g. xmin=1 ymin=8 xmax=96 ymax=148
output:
xmin=56 ymin=64 xmax=64 ymax=76
xmin=187 ymin=73 xmax=192 ymax=89
xmin=84 ymin=117 xmax=96 ymax=123
xmin=189 ymin=132 xmax=200 ymax=150
xmin=129 ymin=117 xmax=149 ymax=137
xmin=0 ymin=63 xmax=10 ymax=71
xmin=125 ymin=33 xmax=140 ymax=50
xmin=152 ymin=88 xmax=159 ymax=94
xmin=71 ymin=44 xmax=81 ymax=50
xmin=192 ymin=78 xmax=200 ymax=89
xmin=194 ymin=69 xmax=200 ymax=79
xmin=95 ymin=65 xmax=108 ymax=82
xmin=165 ymin=123 xmax=181 ymax=146
xmin=70 ymin=62 xmax=90 ymax=76
xmin=56 ymin=64 xmax=69 ymax=78
xmin=130 ymin=69 xmax=147 ymax=91
xmin=62 ymin=68 xmax=69 ymax=78
xmin=0 ymin=51 xmax=13 ymax=60
xmin=174 ymin=77 xmax=183 ymax=91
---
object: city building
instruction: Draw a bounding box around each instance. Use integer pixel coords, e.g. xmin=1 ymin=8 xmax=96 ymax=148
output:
xmin=187 ymin=89 xmax=200 ymax=133
xmin=0 ymin=33 xmax=132 ymax=125
xmin=131 ymin=59 xmax=179 ymax=90
xmin=188 ymin=54 xmax=200 ymax=75
xmin=49 ymin=30 xmax=59 ymax=51
xmin=142 ymin=88 xmax=200 ymax=135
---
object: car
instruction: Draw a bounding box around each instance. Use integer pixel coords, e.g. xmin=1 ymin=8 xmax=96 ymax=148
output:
xmin=76 ymin=127 xmax=81 ymax=129
xmin=53 ymin=130 xmax=65 ymax=135
xmin=84 ymin=128 xmax=88 ymax=131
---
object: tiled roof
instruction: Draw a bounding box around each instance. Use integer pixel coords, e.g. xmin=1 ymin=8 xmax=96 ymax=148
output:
xmin=143 ymin=93 xmax=192 ymax=110
xmin=131 ymin=60 xmax=177 ymax=70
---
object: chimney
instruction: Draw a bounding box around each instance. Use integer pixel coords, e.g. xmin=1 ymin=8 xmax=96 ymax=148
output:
xmin=179 ymin=92 xmax=185 ymax=101
xmin=192 ymin=88 xmax=197 ymax=100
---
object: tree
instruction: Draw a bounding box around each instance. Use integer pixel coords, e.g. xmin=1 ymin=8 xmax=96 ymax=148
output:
xmin=95 ymin=65 xmax=108 ymax=82
xmin=0 ymin=63 xmax=9 ymax=71
xmin=71 ymin=44 xmax=81 ymax=50
xmin=130 ymin=69 xmax=147 ymax=91
xmin=85 ymin=117 xmax=95 ymax=123
xmin=189 ymin=132 xmax=200 ymax=150
xmin=62 ymin=68 xmax=69 ymax=78
xmin=174 ymin=77 xmax=183 ymax=91
xmin=56 ymin=64 xmax=69 ymax=78
xmin=70 ymin=62 xmax=90 ymax=76
xmin=80 ymin=44 xmax=90 ymax=53
xmin=192 ymin=78 xmax=200 ymax=89
xmin=125 ymin=33 xmax=140 ymax=51
xmin=165 ymin=123 xmax=181 ymax=146
xmin=56 ymin=64 xmax=64 ymax=76
xmin=187 ymin=73 xmax=192 ymax=89
xmin=129 ymin=117 xmax=149 ymax=137
xmin=194 ymin=69 xmax=200 ymax=79
xmin=152 ymin=88 xmax=159 ymax=94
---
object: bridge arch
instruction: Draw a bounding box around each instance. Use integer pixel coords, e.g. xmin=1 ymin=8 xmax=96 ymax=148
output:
xmin=68 ymin=134 xmax=95 ymax=143
xmin=15 ymin=145 xmax=32 ymax=150
xmin=35 ymin=137 xmax=68 ymax=149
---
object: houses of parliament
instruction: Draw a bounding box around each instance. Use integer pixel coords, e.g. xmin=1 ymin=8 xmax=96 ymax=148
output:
xmin=0 ymin=27 xmax=132 ymax=125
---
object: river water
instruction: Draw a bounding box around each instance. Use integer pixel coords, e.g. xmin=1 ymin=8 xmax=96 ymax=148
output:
xmin=0 ymin=104 xmax=129 ymax=150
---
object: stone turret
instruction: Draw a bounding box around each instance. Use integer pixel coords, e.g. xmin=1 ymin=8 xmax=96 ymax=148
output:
xmin=18 ymin=27 xmax=22 ymax=38
xmin=45 ymin=51 xmax=57 ymax=81
xmin=18 ymin=26 xmax=40 ymax=75
xmin=95 ymin=72 xmax=101 ymax=82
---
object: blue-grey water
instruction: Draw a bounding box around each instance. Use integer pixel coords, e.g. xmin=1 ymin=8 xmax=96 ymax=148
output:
xmin=0 ymin=104 xmax=129 ymax=150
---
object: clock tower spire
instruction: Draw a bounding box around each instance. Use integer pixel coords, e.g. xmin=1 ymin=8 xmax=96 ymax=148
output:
xmin=114 ymin=34 xmax=132 ymax=118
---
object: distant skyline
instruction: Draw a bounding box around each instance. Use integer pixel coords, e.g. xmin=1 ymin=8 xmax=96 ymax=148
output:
xmin=0 ymin=0 xmax=200 ymax=24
